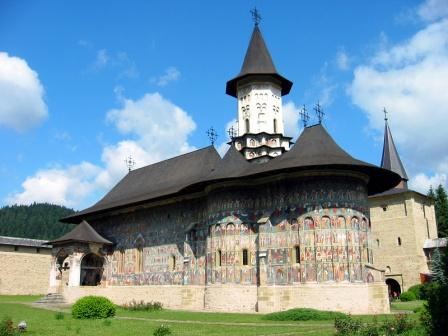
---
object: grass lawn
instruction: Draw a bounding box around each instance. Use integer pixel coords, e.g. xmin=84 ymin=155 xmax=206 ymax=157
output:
xmin=390 ymin=300 xmax=426 ymax=312
xmin=0 ymin=298 xmax=335 ymax=336
xmin=0 ymin=296 xmax=427 ymax=336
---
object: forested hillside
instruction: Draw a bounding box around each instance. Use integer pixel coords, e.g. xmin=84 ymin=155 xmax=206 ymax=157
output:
xmin=0 ymin=203 xmax=76 ymax=240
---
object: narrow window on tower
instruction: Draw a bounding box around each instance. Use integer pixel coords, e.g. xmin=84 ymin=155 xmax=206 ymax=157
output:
xmin=242 ymin=249 xmax=248 ymax=266
xmin=273 ymin=119 xmax=277 ymax=133
xmin=245 ymin=119 xmax=250 ymax=133
xmin=397 ymin=237 xmax=402 ymax=246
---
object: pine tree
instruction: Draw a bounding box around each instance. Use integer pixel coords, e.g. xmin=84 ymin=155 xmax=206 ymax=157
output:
xmin=431 ymin=248 xmax=447 ymax=285
xmin=435 ymin=184 xmax=448 ymax=237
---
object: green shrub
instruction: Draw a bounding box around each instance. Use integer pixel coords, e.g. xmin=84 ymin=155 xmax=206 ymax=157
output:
xmin=153 ymin=325 xmax=172 ymax=336
xmin=54 ymin=312 xmax=65 ymax=320
xmin=72 ymin=296 xmax=116 ymax=319
xmin=122 ymin=300 xmax=163 ymax=312
xmin=335 ymin=314 xmax=417 ymax=336
xmin=263 ymin=308 xmax=346 ymax=321
xmin=407 ymin=284 xmax=427 ymax=300
xmin=0 ymin=317 xmax=18 ymax=336
xmin=400 ymin=291 xmax=417 ymax=302
xmin=421 ymin=282 xmax=448 ymax=336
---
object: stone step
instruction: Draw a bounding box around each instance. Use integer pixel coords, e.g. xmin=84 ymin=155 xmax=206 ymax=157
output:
xmin=35 ymin=293 xmax=66 ymax=304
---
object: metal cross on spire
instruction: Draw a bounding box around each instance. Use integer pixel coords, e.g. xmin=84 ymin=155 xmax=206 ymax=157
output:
xmin=227 ymin=125 xmax=237 ymax=140
xmin=124 ymin=156 xmax=135 ymax=172
xmin=250 ymin=7 xmax=262 ymax=26
xmin=206 ymin=127 xmax=218 ymax=145
xmin=314 ymin=101 xmax=325 ymax=124
xmin=299 ymin=104 xmax=310 ymax=127
xmin=383 ymin=107 xmax=388 ymax=122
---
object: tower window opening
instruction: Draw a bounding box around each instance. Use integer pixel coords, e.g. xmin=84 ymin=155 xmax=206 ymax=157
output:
xmin=273 ymin=119 xmax=277 ymax=133
xmin=245 ymin=119 xmax=250 ymax=133
xmin=376 ymin=239 xmax=380 ymax=247
xmin=397 ymin=237 xmax=402 ymax=246
xmin=242 ymin=249 xmax=249 ymax=266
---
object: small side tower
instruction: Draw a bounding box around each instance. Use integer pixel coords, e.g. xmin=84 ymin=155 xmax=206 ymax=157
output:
xmin=226 ymin=20 xmax=293 ymax=163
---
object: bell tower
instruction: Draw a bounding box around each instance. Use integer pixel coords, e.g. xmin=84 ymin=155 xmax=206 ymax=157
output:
xmin=226 ymin=17 xmax=293 ymax=163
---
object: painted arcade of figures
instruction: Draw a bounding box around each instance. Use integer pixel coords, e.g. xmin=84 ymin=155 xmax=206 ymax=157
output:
xmin=97 ymin=175 xmax=375 ymax=287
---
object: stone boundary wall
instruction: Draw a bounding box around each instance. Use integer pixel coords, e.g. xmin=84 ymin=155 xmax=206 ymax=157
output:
xmin=0 ymin=248 xmax=51 ymax=295
xmin=63 ymin=283 xmax=389 ymax=314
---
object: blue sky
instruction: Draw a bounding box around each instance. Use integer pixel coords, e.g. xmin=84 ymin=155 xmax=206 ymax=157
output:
xmin=1 ymin=0 xmax=447 ymax=210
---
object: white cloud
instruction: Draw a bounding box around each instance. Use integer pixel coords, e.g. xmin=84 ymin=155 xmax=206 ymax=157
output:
xmin=94 ymin=49 xmax=109 ymax=69
xmin=409 ymin=172 xmax=447 ymax=193
xmin=6 ymin=162 xmax=101 ymax=207
xmin=282 ymin=101 xmax=302 ymax=139
xmin=336 ymin=49 xmax=350 ymax=70
xmin=154 ymin=67 xmax=181 ymax=86
xmin=216 ymin=119 xmax=237 ymax=157
xmin=0 ymin=52 xmax=48 ymax=132
xmin=417 ymin=0 xmax=448 ymax=22
xmin=349 ymin=18 xmax=448 ymax=190
xmin=6 ymin=92 xmax=197 ymax=209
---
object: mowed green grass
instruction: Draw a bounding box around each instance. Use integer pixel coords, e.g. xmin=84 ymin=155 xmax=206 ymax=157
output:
xmin=0 ymin=300 xmax=335 ymax=336
xmin=0 ymin=296 xmax=426 ymax=336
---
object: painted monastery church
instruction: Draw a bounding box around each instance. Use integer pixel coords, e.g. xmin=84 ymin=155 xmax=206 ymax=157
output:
xmin=45 ymin=23 xmax=444 ymax=314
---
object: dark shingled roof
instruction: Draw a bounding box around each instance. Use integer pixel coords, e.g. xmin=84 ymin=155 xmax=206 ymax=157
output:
xmin=247 ymin=124 xmax=401 ymax=195
xmin=381 ymin=120 xmax=408 ymax=181
xmin=0 ymin=236 xmax=51 ymax=248
xmin=63 ymin=146 xmax=221 ymax=222
xmin=62 ymin=125 xmax=400 ymax=223
xmin=369 ymin=187 xmax=429 ymax=199
xmin=208 ymin=144 xmax=251 ymax=180
xmin=226 ymin=26 xmax=292 ymax=97
xmin=48 ymin=220 xmax=112 ymax=245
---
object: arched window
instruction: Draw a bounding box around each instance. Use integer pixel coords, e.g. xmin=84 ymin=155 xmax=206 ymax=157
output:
xmin=242 ymin=249 xmax=249 ymax=266
xmin=245 ymin=119 xmax=250 ymax=133
xmin=376 ymin=239 xmax=380 ymax=248
xmin=80 ymin=253 xmax=104 ymax=286
xmin=135 ymin=247 xmax=143 ymax=273
xmin=293 ymin=245 xmax=301 ymax=264
xmin=217 ymin=250 xmax=222 ymax=267
xmin=273 ymin=119 xmax=277 ymax=133
xmin=397 ymin=237 xmax=402 ymax=246
xmin=169 ymin=255 xmax=176 ymax=271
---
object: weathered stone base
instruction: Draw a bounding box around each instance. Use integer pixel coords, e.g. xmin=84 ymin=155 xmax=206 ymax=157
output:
xmin=62 ymin=283 xmax=389 ymax=314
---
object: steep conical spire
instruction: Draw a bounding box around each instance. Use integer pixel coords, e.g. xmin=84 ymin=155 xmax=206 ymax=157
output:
xmin=239 ymin=25 xmax=277 ymax=76
xmin=381 ymin=118 xmax=408 ymax=189
xmin=226 ymin=25 xmax=292 ymax=97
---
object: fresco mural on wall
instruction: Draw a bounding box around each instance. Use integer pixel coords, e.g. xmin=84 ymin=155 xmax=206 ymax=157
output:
xmin=90 ymin=175 xmax=373 ymax=287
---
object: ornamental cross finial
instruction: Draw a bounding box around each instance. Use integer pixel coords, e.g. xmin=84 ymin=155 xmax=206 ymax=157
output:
xmin=314 ymin=101 xmax=325 ymax=124
xmin=250 ymin=7 xmax=262 ymax=26
xmin=124 ymin=155 xmax=135 ymax=172
xmin=300 ymin=104 xmax=310 ymax=127
xmin=227 ymin=125 xmax=237 ymax=140
xmin=383 ymin=107 xmax=388 ymax=122
xmin=206 ymin=127 xmax=218 ymax=145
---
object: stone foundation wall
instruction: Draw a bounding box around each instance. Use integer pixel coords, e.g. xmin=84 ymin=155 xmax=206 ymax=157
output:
xmin=258 ymin=283 xmax=389 ymax=314
xmin=63 ymin=285 xmax=205 ymax=310
xmin=0 ymin=247 xmax=52 ymax=295
xmin=63 ymin=283 xmax=389 ymax=314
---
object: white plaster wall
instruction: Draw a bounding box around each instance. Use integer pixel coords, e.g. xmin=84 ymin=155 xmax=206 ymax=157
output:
xmin=237 ymin=83 xmax=283 ymax=135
